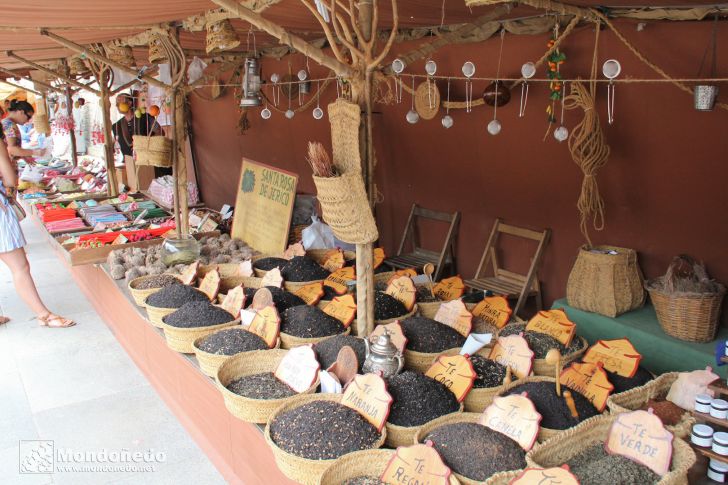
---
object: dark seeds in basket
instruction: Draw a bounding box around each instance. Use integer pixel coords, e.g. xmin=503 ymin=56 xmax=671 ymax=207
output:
xmin=314 ymin=335 xmax=366 ymax=372
xmin=197 ymin=328 xmax=269 ymax=355
xmin=471 ymin=355 xmax=507 ymax=388
xmin=566 ymin=443 xmax=659 ymax=485
xmin=386 ymin=371 xmax=460 ymax=427
xmin=281 ymin=256 xmax=331 ymax=282
xmin=145 ymin=284 xmax=208 ymax=308
xmin=226 ymin=372 xmax=296 ymax=400
xmin=344 ymin=477 xmax=385 ymax=485
xmin=374 ymin=291 xmax=408 ymax=320
xmin=502 ymin=381 xmax=600 ymax=429
xmin=163 ymin=301 xmax=234 ymax=328
xmin=265 ymin=286 xmax=306 ymax=313
xmin=281 ymin=305 xmax=345 ymax=338
xmin=253 ymin=257 xmax=289 ymax=271
xmin=400 ymin=316 xmax=466 ymax=353
xmin=133 ymin=274 xmax=181 ymax=290
xmin=604 ymin=366 xmax=654 ymax=394
xmin=499 ymin=323 xmax=585 ymax=358
xmin=270 ymin=401 xmax=380 ymax=460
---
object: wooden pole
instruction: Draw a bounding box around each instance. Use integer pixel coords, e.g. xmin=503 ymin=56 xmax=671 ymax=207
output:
xmin=170 ymin=88 xmax=181 ymax=239
xmin=6 ymin=51 xmax=100 ymax=94
xmin=0 ymin=80 xmax=42 ymax=96
xmin=99 ymin=69 xmax=119 ymax=197
xmin=59 ymin=60 xmax=79 ymax=167
xmin=0 ymin=67 xmax=64 ymax=94
xmin=175 ymin=88 xmax=189 ymax=236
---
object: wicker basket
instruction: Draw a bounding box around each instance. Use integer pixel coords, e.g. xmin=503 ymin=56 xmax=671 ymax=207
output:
xmin=328 ymin=98 xmax=362 ymax=174
xmin=526 ymin=413 xmax=696 ymax=485
xmin=284 ymin=279 xmax=326 ymax=293
xmin=279 ymin=327 xmax=351 ymax=350
xmin=386 ymin=403 xmax=463 ymax=448
xmin=68 ymin=56 xmax=88 ymax=76
xmin=496 ymin=376 xmax=565 ymax=442
xmin=205 ymin=18 xmax=240 ymax=54
xmin=483 ymin=471 xmax=522 ymax=485
xmin=417 ymin=300 xmax=446 ymax=318
xmin=215 ymin=349 xmax=316 ymax=423
xmin=375 ymin=304 xmax=418 ymax=326
xmin=320 ymin=449 xmax=461 ymax=485
xmin=313 ymin=172 xmax=378 ymax=245
xmin=532 ymin=336 xmax=588 ymax=376
xmin=133 ymin=135 xmax=172 ymax=168
xmin=160 ymin=317 xmax=238 ymax=354
xmin=436 ymin=348 xmax=508 ymax=412
xmin=193 ymin=327 xmax=280 ymax=378
xmin=33 ymin=114 xmax=51 ymax=136
xmin=265 ymin=393 xmax=386 ymax=485
xmin=404 ymin=346 xmax=460 ymax=373
xmin=148 ymin=35 xmax=167 ymax=64
xmin=606 ymin=372 xmax=695 ymax=439
xmin=374 ymin=271 xmax=396 ymax=289
xmin=198 ymin=264 xmax=261 ymax=292
xmin=128 ymin=274 xmax=180 ymax=307
xmin=145 ymin=305 xmax=176 ymax=328
xmin=104 ymin=44 xmax=135 ymax=67
xmin=302 ymin=248 xmax=356 ymax=266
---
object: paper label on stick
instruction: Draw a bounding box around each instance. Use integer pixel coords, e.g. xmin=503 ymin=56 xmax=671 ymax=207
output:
xmin=380 ymin=442 xmax=452 ymax=485
xmin=605 ymin=410 xmax=673 ymax=476
xmin=373 ymin=247 xmax=385 ymax=269
xmin=274 ymin=345 xmax=320 ymax=393
xmin=425 ymin=354 xmax=476 ymax=402
xmin=432 ymin=276 xmax=465 ymax=301
xmin=321 ymin=248 xmax=345 ymax=272
xmin=510 ymin=466 xmax=580 ymax=485
xmin=221 ymin=285 xmax=246 ymax=317
xmin=385 ymin=276 xmax=417 ymax=312
xmin=480 ymin=394 xmax=542 ymax=451
xmin=198 ymin=269 xmax=221 ymax=301
xmin=323 ymin=294 xmax=357 ymax=328
xmin=294 ymin=282 xmax=325 ymax=306
xmin=324 ymin=267 xmax=355 ymax=295
xmin=283 ymin=242 xmax=306 ymax=260
xmin=471 ymin=297 xmax=512 ymax=329
xmin=583 ymin=339 xmax=642 ymax=378
xmin=261 ymin=267 xmax=284 ymax=288
xmin=179 ymin=261 xmax=200 ymax=285
xmin=369 ymin=322 xmax=408 ymax=353
xmin=248 ymin=305 xmax=280 ymax=348
xmin=239 ymin=260 xmax=254 ymax=277
xmin=341 ymin=373 xmax=392 ymax=432
xmin=434 ymin=300 xmax=473 ymax=337
xmin=489 ymin=335 xmax=534 ymax=379
xmin=526 ymin=309 xmax=576 ymax=346
xmin=559 ymin=361 xmax=614 ymax=412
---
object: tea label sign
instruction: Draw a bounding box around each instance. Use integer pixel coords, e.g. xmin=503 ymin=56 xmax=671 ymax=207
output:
xmin=432 ymin=276 xmax=465 ymax=301
xmin=369 ymin=322 xmax=408 ymax=353
xmin=559 ymin=361 xmax=614 ymax=412
xmin=283 ymin=242 xmax=305 ymax=260
xmin=510 ymin=466 xmax=580 ymax=485
xmin=489 ymin=335 xmax=534 ymax=379
xmin=239 ymin=260 xmax=254 ymax=277
xmin=471 ymin=297 xmax=512 ymax=329
xmin=525 ymin=309 xmax=576 ymax=346
xmin=373 ymin=248 xmax=385 ymax=269
xmin=480 ymin=394 xmax=542 ymax=451
xmin=180 ymin=261 xmax=200 ymax=285
xmin=380 ymin=442 xmax=452 ymax=485
xmin=295 ymin=282 xmax=325 ymax=305
xmin=583 ymin=339 xmax=642 ymax=378
xmin=324 ymin=267 xmax=355 ymax=295
xmin=393 ymin=268 xmax=418 ymax=279
xmin=248 ymin=305 xmax=280 ymax=348
xmin=275 ymin=345 xmax=320 ymax=393
xmin=341 ymin=373 xmax=393 ymax=432
xmin=261 ymin=267 xmax=284 ymax=288
xmin=386 ymin=276 xmax=417 ymax=312
xmin=252 ymin=287 xmax=274 ymax=310
xmin=606 ymin=410 xmax=673 ymax=476
xmin=323 ymin=294 xmax=357 ymax=328
xmin=221 ymin=285 xmax=246 ymax=317
xmin=321 ymin=249 xmax=345 ymax=272
xmin=434 ymin=300 xmax=473 ymax=337
xmin=327 ymin=346 xmax=358 ymax=387
xmin=426 ymin=354 xmax=476 ymax=402
xmin=199 ymin=269 xmax=221 ymax=301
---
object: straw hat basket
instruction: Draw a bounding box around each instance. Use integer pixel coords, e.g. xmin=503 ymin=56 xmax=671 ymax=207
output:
xmin=148 ymin=35 xmax=168 ymax=64
xmin=68 ymin=56 xmax=88 ymax=76
xmin=128 ymin=274 xmax=181 ymax=307
xmin=532 ymin=336 xmax=588 ymax=376
xmin=215 ymin=349 xmax=316 ymax=423
xmin=414 ymin=81 xmax=441 ymax=120
xmin=104 ymin=44 xmax=135 ymax=67
xmin=606 ymin=372 xmax=695 ymax=439
xmin=566 ymin=245 xmax=645 ymax=317
xmin=526 ymin=413 xmax=696 ymax=485
xmin=415 ymin=412 xmax=523 ymax=485
xmin=133 ymin=135 xmax=172 ymax=168
xmin=319 ymin=449 xmax=461 ymax=485
xmin=193 ymin=327 xmax=281 ymax=378
xmin=496 ymin=376 xmax=564 ymax=443
xmin=159 ymin=315 xmax=239 ymax=353
xmin=436 ymin=348 xmax=507 ymax=412
xmin=205 ymin=18 xmax=240 ymax=54
xmin=32 ymin=114 xmax=51 ymax=136
xmin=279 ymin=327 xmax=351 ymax=350
xmin=264 ymin=393 xmax=386 ymax=485
xmin=385 ymin=403 xmax=463 ymax=448
xmin=144 ymin=287 xmax=208 ymax=328
xmin=375 ymin=304 xmax=418 ymax=326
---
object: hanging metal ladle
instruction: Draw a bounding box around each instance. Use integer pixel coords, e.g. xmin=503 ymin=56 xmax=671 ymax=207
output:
xmin=312 ymin=80 xmax=323 ymax=120
xmin=602 ymin=59 xmax=621 ymax=125
xmin=519 ymin=62 xmax=536 ymax=117
xmin=462 ymin=61 xmax=475 ymax=113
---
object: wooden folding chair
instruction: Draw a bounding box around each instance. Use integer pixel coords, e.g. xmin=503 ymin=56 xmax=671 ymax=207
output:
xmin=384 ymin=203 xmax=460 ymax=281
xmin=465 ymin=218 xmax=551 ymax=319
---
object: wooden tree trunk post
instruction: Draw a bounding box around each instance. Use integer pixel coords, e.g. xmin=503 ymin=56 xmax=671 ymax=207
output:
xmin=99 ymin=70 xmax=119 ymax=196
xmin=175 ymin=88 xmax=189 ymax=236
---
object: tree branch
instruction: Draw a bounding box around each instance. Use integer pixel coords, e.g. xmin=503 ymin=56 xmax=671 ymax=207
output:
xmin=368 ymin=0 xmax=397 ymax=71
xmin=330 ymin=0 xmax=363 ymax=62
xmin=348 ymin=0 xmax=366 ymax=47
xmin=300 ymin=0 xmax=347 ymax=63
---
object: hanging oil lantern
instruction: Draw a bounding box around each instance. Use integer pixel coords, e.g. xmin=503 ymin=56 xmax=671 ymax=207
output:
xmin=240 ymin=58 xmax=262 ymax=107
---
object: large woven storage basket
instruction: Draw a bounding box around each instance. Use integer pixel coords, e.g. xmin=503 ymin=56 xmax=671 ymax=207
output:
xmin=567 ymin=245 xmax=645 ymax=317
xmin=313 ymin=172 xmax=378 ymax=245
xmin=436 ymin=348 xmax=506 ymax=412
xmin=385 ymin=402 xmax=463 ymax=448
xmin=128 ymin=274 xmax=181 ymax=307
xmin=279 ymin=327 xmax=351 ymax=350
xmin=205 ymin=18 xmax=240 ymax=54
xmin=496 ymin=376 xmax=567 ymax=443
xmin=133 ymin=135 xmax=172 ymax=168
xmin=33 ymin=114 xmax=51 ymax=136
xmin=531 ymin=336 xmax=588 ymax=376
xmin=104 ymin=44 xmax=135 ymax=67
xmin=148 ymin=35 xmax=167 ymax=64
xmin=215 ymin=349 xmax=316 ymax=423
xmin=526 ymin=413 xmax=695 ymax=485
xmin=193 ymin=328 xmax=280 ymax=378
xmin=606 ymin=372 xmax=694 ymax=439
xmin=265 ymin=393 xmax=386 ymax=485
xmin=160 ymin=317 xmax=238 ymax=354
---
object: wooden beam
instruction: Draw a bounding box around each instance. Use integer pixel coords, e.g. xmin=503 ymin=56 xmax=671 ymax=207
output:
xmin=0 ymin=80 xmax=42 ymax=96
xmin=210 ymin=0 xmax=353 ymax=77
xmin=99 ymin=70 xmax=119 ymax=197
xmin=58 ymin=59 xmax=79 ymax=167
xmin=466 ymin=0 xmax=599 ymax=21
xmin=6 ymin=51 xmax=100 ymax=95
xmin=0 ymin=67 xmax=64 ymax=94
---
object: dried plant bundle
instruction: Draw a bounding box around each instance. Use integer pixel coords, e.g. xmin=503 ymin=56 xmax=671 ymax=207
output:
xmin=306 ymin=142 xmax=337 ymax=178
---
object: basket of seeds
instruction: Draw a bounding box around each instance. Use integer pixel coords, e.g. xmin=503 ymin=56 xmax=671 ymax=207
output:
xmin=499 ymin=323 xmax=588 ymax=376
xmin=305 ymin=248 xmax=356 ymax=266
xmin=400 ymin=316 xmax=467 ymax=372
xmin=159 ymin=301 xmax=239 ymax=353
xmin=265 ymin=393 xmax=386 ymax=485
xmin=128 ymin=274 xmax=181 ymax=307
xmin=319 ymin=449 xmax=462 ymax=485
xmin=313 ymin=334 xmax=366 ymax=373
xmin=193 ymin=327 xmax=279 ymax=377
xmin=374 ymin=291 xmax=418 ymax=325
xmin=385 ymin=370 xmax=463 ymax=448
xmin=252 ymin=256 xmax=289 ymax=277
xmin=606 ymin=372 xmax=694 ymax=439
xmin=279 ymin=304 xmax=351 ymax=349
xmin=526 ymin=413 xmax=695 ymax=484
xmin=144 ymin=284 xmax=210 ymax=328
xmin=483 ymin=471 xmax=523 ymax=485
xmin=415 ymin=413 xmax=527 ymax=485
xmin=216 ymin=349 xmax=318 ymax=424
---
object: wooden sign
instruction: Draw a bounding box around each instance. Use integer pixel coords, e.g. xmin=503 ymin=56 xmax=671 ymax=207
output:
xmin=471 ymin=297 xmax=512 ymax=330
xmin=559 ymin=361 xmax=614 ymax=412
xmin=426 ymin=354 xmax=476 ymax=402
xmin=248 ymin=305 xmax=280 ymax=348
xmin=583 ymin=339 xmax=642 ymax=378
xmin=180 ymin=261 xmax=200 ymax=285
xmin=385 ymin=275 xmax=417 ymax=312
xmin=380 ymin=442 xmax=451 ymax=485
xmin=275 ymin=345 xmax=320 ymax=393
xmin=489 ymin=335 xmax=534 ymax=379
xmin=321 ymin=248 xmax=345 ymax=272
xmin=510 ymin=466 xmax=580 ymax=485
xmin=231 ymin=159 xmax=299 ymax=255
xmin=373 ymin=247 xmax=385 ymax=269
xmin=434 ymin=300 xmax=473 ymax=337
xmin=480 ymin=394 xmax=542 ymax=451
xmin=199 ymin=269 xmax=221 ymax=301
xmin=341 ymin=373 xmax=393 ymax=432
xmin=239 ymin=260 xmax=254 ymax=277
xmin=606 ymin=409 xmax=674 ymax=476
xmin=283 ymin=242 xmax=305 ymax=260
xmin=294 ymin=282 xmax=325 ymax=305
xmin=324 ymin=267 xmax=356 ymax=295
xmin=432 ymin=276 xmax=465 ymax=301
xmin=327 ymin=346 xmax=358 ymax=387
xmin=261 ymin=267 xmax=284 ymax=288
xmin=525 ymin=309 xmax=576 ymax=347
xmin=369 ymin=322 xmax=408 ymax=353
xmin=252 ymin=287 xmax=274 ymax=310
xmin=221 ymin=285 xmax=246 ymax=317
xmin=323 ymin=294 xmax=357 ymax=328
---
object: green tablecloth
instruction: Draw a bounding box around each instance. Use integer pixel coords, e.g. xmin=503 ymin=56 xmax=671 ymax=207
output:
xmin=552 ymin=298 xmax=727 ymax=375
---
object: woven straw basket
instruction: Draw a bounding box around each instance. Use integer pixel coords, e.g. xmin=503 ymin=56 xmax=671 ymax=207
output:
xmin=197 ymin=264 xmax=261 ymax=292
xmin=320 ymin=449 xmax=461 ymax=485
xmin=284 ymin=279 xmax=326 ymax=292
xmin=606 ymin=372 xmax=694 ymax=439
xmin=328 ymin=98 xmax=362 ymax=175
xmin=532 ymin=336 xmax=588 ymax=376
xmin=32 ymin=114 xmax=51 ymax=136
xmin=69 ymin=56 xmax=88 ymax=76
xmin=404 ymin=346 xmax=460 ymax=373
xmin=145 ymin=305 xmax=176 ymax=328
xmin=128 ymin=274 xmax=181 ymax=307
xmin=280 ymin=327 xmax=351 ymax=350
xmin=133 ymin=135 xmax=172 ymax=168
xmin=148 ymin=36 xmax=167 ymax=64
xmin=313 ymin=172 xmax=379 ymax=245
xmin=374 ymin=271 xmax=396 ymax=288
xmin=159 ymin=317 xmax=239 ymax=354
xmin=205 ymin=18 xmax=240 ymax=54
xmin=567 ymin=245 xmax=645 ymax=317
xmin=386 ymin=403 xmax=463 ymax=448
xmin=436 ymin=348 xmax=507 ymax=412
xmin=417 ymin=300 xmax=447 ymax=318
xmin=193 ymin=328 xmax=280 ymax=378
xmin=302 ymin=249 xmax=356 ymax=266
xmin=104 ymin=44 xmax=135 ymax=67
xmin=414 ymin=81 xmax=441 ymax=120
xmin=265 ymin=393 xmax=386 ymax=485
xmin=526 ymin=413 xmax=695 ymax=485
xmin=215 ymin=349 xmax=316 ymax=423
xmin=484 ymin=471 xmax=522 ymax=485
xmin=496 ymin=376 xmax=564 ymax=442
xmin=375 ymin=304 xmax=418 ymax=326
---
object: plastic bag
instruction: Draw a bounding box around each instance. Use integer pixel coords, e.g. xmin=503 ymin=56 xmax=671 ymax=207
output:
xmin=666 ymin=366 xmax=719 ymax=410
xmin=302 ymin=216 xmax=336 ymax=250
xmin=187 ymin=57 xmax=207 ymax=85
xmin=19 ymin=165 xmax=44 ymax=184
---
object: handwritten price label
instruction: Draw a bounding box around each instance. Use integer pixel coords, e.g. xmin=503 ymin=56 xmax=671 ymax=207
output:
xmin=324 ymin=267 xmax=355 ymax=295
xmin=471 ymin=296 xmax=512 ymax=329
xmin=282 ymin=242 xmax=305 ymax=260
xmin=199 ymin=269 xmax=221 ymax=301
xmin=606 ymin=410 xmax=673 ymax=476
xmin=489 ymin=335 xmax=534 ymax=379
xmin=221 ymin=285 xmax=246 ymax=317
xmin=248 ymin=305 xmax=280 ymax=348
xmin=425 ymin=354 xmax=476 ymax=402
xmin=341 ymin=373 xmax=393 ymax=432
xmin=294 ymin=282 xmax=325 ymax=305
xmin=559 ymin=361 xmax=614 ymax=412
xmin=321 ymin=249 xmax=345 ymax=272
xmin=434 ymin=300 xmax=473 ymax=337
xmin=323 ymin=294 xmax=357 ymax=328
xmin=432 ymin=276 xmax=465 ymax=301
xmin=369 ymin=322 xmax=408 ymax=352
xmin=385 ymin=276 xmax=417 ymax=312
xmin=179 ymin=261 xmax=200 ymax=285
xmin=274 ymin=345 xmax=320 ymax=393
xmin=583 ymin=339 xmax=642 ymax=378
xmin=480 ymin=394 xmax=542 ymax=451
xmin=380 ymin=442 xmax=451 ymax=485
xmin=373 ymin=247 xmax=386 ymax=269
xmin=511 ymin=466 xmax=580 ymax=485
xmin=393 ymin=268 xmax=418 ymax=279
xmin=261 ymin=267 xmax=284 ymax=288
xmin=525 ymin=309 xmax=576 ymax=346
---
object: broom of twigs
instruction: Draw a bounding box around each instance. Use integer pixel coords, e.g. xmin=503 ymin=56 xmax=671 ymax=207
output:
xmin=306 ymin=142 xmax=337 ymax=177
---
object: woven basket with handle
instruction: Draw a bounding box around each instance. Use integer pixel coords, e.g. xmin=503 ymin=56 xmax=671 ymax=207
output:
xmin=313 ymin=172 xmax=378 ymax=245
xmin=133 ymin=135 xmax=172 ymax=168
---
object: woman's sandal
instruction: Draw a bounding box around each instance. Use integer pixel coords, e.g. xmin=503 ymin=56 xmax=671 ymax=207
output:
xmin=38 ymin=314 xmax=75 ymax=328
xmin=0 ymin=316 xmax=9 ymax=325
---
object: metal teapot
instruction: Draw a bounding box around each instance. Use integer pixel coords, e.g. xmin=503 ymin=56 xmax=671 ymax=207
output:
xmin=363 ymin=330 xmax=404 ymax=378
